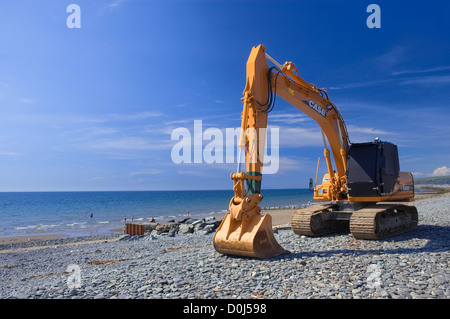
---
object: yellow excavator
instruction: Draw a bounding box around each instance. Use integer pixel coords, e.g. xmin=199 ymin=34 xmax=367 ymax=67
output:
xmin=213 ymin=45 xmax=418 ymax=258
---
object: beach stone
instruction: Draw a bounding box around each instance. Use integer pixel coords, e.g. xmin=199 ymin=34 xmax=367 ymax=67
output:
xmin=150 ymin=230 xmax=162 ymax=236
xmin=178 ymin=224 xmax=194 ymax=234
xmin=137 ymin=285 xmax=150 ymax=293
xmin=203 ymin=224 xmax=216 ymax=233
xmin=69 ymin=289 xmax=78 ymax=296
xmin=167 ymin=225 xmax=179 ymax=237
xmin=206 ymin=217 xmax=221 ymax=225
xmin=192 ymin=218 xmax=205 ymax=225
xmin=142 ymin=222 xmax=158 ymax=234
xmin=14 ymin=292 xmax=29 ymax=299
xmin=194 ymin=222 xmax=206 ymax=231
xmin=118 ymin=234 xmax=131 ymax=241
xmin=156 ymin=222 xmax=177 ymax=232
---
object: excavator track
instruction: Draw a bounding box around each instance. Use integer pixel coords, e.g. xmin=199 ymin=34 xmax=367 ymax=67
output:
xmin=349 ymin=204 xmax=418 ymax=239
xmin=292 ymin=203 xmax=418 ymax=240
xmin=291 ymin=204 xmax=349 ymax=236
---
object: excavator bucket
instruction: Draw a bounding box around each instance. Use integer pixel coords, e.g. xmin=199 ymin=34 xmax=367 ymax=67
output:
xmin=213 ymin=172 xmax=288 ymax=258
xmin=213 ymin=209 xmax=289 ymax=259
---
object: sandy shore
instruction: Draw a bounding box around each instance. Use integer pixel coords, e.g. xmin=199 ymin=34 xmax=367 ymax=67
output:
xmin=0 ymin=234 xmax=67 ymax=246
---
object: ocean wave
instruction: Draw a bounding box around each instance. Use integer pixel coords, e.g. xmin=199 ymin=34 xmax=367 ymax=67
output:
xmin=14 ymin=225 xmax=38 ymax=230
xmin=14 ymin=223 xmax=60 ymax=230
xmin=66 ymin=222 xmax=88 ymax=227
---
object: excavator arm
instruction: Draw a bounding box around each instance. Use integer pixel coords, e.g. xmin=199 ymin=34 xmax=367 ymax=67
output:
xmin=214 ymin=44 xmax=348 ymax=258
xmin=213 ymin=45 xmax=290 ymax=258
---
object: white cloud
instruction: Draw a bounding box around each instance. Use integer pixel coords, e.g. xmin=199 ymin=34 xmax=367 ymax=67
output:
xmin=276 ymin=126 xmax=323 ymax=147
xmin=130 ymin=169 xmax=165 ymax=176
xmin=175 ymin=169 xmax=213 ymax=177
xmin=92 ymin=137 xmax=172 ymax=151
xmin=269 ymin=113 xmax=309 ymax=125
xmin=83 ymin=111 xmax=162 ymax=123
xmin=328 ymin=78 xmax=395 ymax=90
xmin=108 ymin=0 xmax=127 ymax=9
xmin=276 ymin=156 xmax=307 ymax=173
xmin=19 ymin=97 xmax=36 ymax=105
xmin=0 ymin=151 xmax=22 ymax=156
xmin=328 ymin=74 xmax=450 ymax=90
xmin=432 ymin=166 xmax=450 ymax=177
xmin=347 ymin=125 xmax=389 ymax=135
xmin=392 ymin=65 xmax=450 ymax=76
xmin=399 ymin=75 xmax=450 ymax=86
xmin=375 ymin=46 xmax=408 ymax=70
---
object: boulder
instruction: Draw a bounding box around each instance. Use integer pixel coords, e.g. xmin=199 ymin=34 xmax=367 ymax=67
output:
xmin=178 ymin=223 xmax=194 ymax=234
xmin=203 ymin=224 xmax=216 ymax=233
xmin=142 ymin=222 xmax=158 ymax=235
xmin=191 ymin=218 xmax=205 ymax=225
xmin=167 ymin=225 xmax=179 ymax=237
xmin=155 ymin=222 xmax=179 ymax=232
xmin=118 ymin=234 xmax=131 ymax=241
xmin=194 ymin=222 xmax=206 ymax=232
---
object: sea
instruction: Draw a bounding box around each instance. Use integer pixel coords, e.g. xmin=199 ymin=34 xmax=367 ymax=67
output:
xmin=0 ymin=189 xmax=313 ymax=238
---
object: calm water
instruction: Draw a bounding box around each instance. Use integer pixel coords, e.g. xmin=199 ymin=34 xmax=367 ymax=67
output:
xmin=0 ymin=189 xmax=313 ymax=237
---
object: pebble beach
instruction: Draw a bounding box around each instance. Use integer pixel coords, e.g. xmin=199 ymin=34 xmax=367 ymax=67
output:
xmin=0 ymin=187 xmax=448 ymax=300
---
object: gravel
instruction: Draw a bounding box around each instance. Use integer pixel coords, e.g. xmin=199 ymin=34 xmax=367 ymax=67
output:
xmin=0 ymin=196 xmax=449 ymax=299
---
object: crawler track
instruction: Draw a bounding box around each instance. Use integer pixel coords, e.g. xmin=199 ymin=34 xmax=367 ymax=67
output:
xmin=291 ymin=203 xmax=418 ymax=240
xmin=349 ymin=204 xmax=418 ymax=239
xmin=291 ymin=204 xmax=348 ymax=236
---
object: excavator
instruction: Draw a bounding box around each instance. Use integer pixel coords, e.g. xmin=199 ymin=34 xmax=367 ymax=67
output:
xmin=213 ymin=45 xmax=418 ymax=258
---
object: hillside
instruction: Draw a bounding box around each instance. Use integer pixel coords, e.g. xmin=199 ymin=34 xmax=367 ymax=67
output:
xmin=414 ymin=175 xmax=450 ymax=185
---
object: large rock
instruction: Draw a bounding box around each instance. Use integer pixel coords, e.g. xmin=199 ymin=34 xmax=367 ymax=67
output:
xmin=127 ymin=217 xmax=221 ymax=238
xmin=194 ymin=221 xmax=206 ymax=232
xmin=118 ymin=234 xmax=131 ymax=241
xmin=205 ymin=217 xmax=222 ymax=228
xmin=203 ymin=224 xmax=216 ymax=233
xmin=155 ymin=222 xmax=179 ymax=232
xmin=142 ymin=222 xmax=158 ymax=235
xmin=178 ymin=223 xmax=194 ymax=234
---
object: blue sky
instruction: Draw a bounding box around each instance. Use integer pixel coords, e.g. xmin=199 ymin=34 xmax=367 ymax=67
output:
xmin=0 ymin=0 xmax=449 ymax=191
